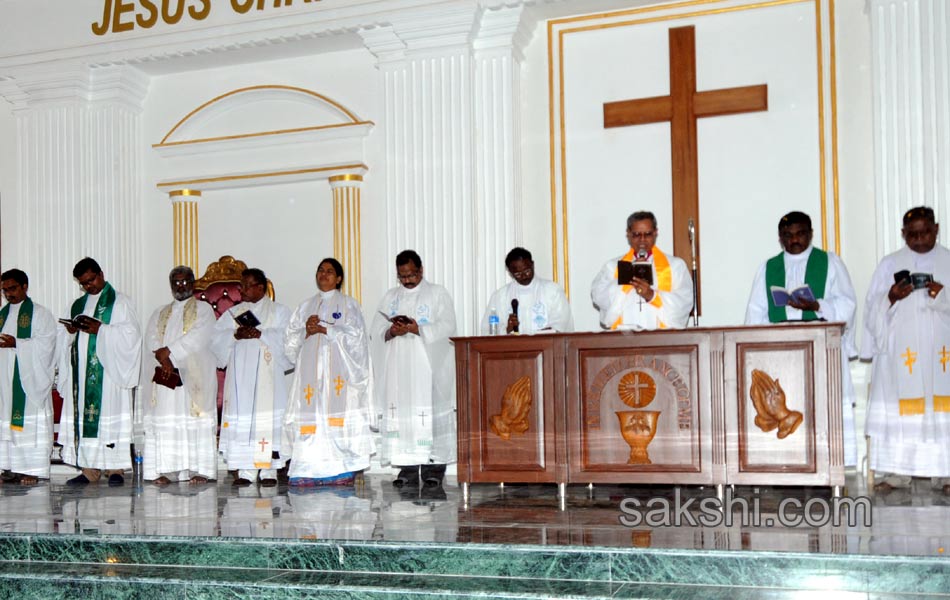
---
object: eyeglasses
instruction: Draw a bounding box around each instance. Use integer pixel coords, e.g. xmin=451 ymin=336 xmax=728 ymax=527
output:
xmin=510 ymin=266 xmax=533 ymax=278
xmin=171 ymin=279 xmax=193 ymax=286
xmin=627 ymin=230 xmax=656 ymax=240
xmin=397 ymin=271 xmax=422 ymax=281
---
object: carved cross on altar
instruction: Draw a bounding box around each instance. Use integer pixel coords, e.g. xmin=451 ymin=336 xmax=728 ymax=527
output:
xmin=603 ymin=25 xmax=768 ymax=314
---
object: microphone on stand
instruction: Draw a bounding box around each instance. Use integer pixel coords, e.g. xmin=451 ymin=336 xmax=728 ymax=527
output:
xmin=688 ymin=218 xmax=699 ymax=327
xmin=510 ymin=299 xmax=520 ymax=333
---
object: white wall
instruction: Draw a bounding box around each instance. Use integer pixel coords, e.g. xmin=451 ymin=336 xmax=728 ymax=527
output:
xmin=139 ymin=47 xmax=388 ymax=318
xmin=0 ymin=100 xmax=16 ymax=274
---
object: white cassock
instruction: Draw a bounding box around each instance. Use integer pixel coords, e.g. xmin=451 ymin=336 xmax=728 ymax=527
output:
xmin=0 ymin=301 xmax=56 ymax=478
xmin=744 ymin=245 xmax=859 ymax=467
xmin=286 ymin=488 xmax=375 ymax=540
xmin=212 ymin=297 xmax=292 ymax=474
xmin=282 ymin=289 xmax=373 ymax=480
xmin=372 ymin=279 xmax=457 ymax=466
xmin=140 ymin=297 xmax=218 ymax=481
xmin=58 ymin=288 xmax=141 ymax=470
xmin=862 ymin=244 xmax=950 ymax=479
xmin=479 ymin=278 xmax=574 ymax=335
xmin=591 ymin=247 xmax=693 ymax=330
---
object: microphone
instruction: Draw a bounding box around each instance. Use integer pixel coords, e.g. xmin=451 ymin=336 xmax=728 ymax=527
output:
xmin=635 ymin=248 xmax=648 ymax=261
xmin=511 ymin=299 xmax=520 ymax=333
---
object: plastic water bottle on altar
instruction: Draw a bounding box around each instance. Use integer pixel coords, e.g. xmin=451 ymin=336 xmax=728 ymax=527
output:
xmin=488 ymin=308 xmax=500 ymax=335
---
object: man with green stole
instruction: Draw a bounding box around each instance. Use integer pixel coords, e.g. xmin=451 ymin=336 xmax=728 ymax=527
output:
xmin=0 ymin=269 xmax=56 ymax=485
xmin=58 ymin=258 xmax=142 ymax=486
xmin=744 ymin=211 xmax=859 ymax=467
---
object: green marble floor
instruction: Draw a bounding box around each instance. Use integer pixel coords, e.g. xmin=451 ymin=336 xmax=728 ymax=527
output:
xmin=0 ymin=469 xmax=945 ymax=598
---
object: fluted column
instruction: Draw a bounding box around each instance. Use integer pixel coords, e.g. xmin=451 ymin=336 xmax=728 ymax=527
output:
xmin=473 ymin=5 xmax=530 ymax=309
xmin=360 ymin=5 xmax=528 ymax=333
xmin=329 ymin=175 xmax=363 ymax=303
xmin=169 ymin=189 xmax=201 ymax=272
xmin=4 ymin=66 xmax=149 ymax=317
xmin=870 ymin=0 xmax=950 ymax=254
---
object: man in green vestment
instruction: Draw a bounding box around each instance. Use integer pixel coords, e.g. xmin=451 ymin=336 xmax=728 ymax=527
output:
xmin=0 ymin=269 xmax=56 ymax=485
xmin=744 ymin=211 xmax=859 ymax=467
xmin=57 ymin=258 xmax=142 ymax=486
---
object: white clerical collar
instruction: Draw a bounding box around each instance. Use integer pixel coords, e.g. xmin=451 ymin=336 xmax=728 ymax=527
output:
xmin=784 ymin=245 xmax=813 ymax=262
xmin=247 ymin=297 xmax=267 ymax=308
xmin=402 ymin=280 xmax=424 ymax=295
xmin=317 ymin=289 xmax=338 ymax=300
xmin=512 ymin=278 xmax=538 ymax=292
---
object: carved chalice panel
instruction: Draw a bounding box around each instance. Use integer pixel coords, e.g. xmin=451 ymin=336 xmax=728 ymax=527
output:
xmin=489 ymin=375 xmax=532 ymax=441
xmin=616 ymin=410 xmax=661 ymax=464
xmin=749 ymin=369 xmax=803 ymax=439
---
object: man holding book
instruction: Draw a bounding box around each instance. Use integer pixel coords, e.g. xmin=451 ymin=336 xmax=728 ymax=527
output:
xmin=140 ymin=265 xmax=218 ymax=485
xmin=58 ymin=257 xmax=142 ymax=486
xmin=862 ymin=206 xmax=950 ymax=494
xmin=591 ymin=211 xmax=693 ymax=330
xmin=744 ymin=211 xmax=859 ymax=466
xmin=0 ymin=269 xmax=57 ymax=485
xmin=212 ymin=268 xmax=292 ymax=487
xmin=371 ymin=250 xmax=457 ymax=489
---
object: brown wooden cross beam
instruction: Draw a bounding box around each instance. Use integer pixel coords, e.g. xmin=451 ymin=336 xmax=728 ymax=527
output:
xmin=603 ymin=25 xmax=768 ymax=315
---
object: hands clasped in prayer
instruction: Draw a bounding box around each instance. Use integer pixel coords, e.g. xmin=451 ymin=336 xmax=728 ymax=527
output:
xmin=305 ymin=315 xmax=328 ymax=337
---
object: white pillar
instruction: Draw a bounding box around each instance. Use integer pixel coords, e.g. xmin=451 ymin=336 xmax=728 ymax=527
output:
xmin=329 ymin=174 xmax=364 ymax=303
xmin=1 ymin=65 xmax=149 ymax=316
xmin=870 ymin=0 xmax=950 ymax=255
xmin=360 ymin=5 xmax=529 ymax=333
xmin=169 ymin=189 xmax=201 ymax=272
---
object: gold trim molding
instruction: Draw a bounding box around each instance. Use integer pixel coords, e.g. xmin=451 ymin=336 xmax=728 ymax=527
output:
xmin=169 ymin=189 xmax=202 ymax=198
xmin=329 ymin=174 xmax=364 ymax=183
xmin=159 ymin=85 xmax=366 ymax=146
xmin=157 ymin=163 xmax=369 ymax=190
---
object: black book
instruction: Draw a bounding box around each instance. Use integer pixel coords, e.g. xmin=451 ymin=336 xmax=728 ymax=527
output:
xmin=617 ymin=260 xmax=653 ymax=286
xmin=57 ymin=315 xmax=101 ymax=331
xmin=233 ymin=310 xmax=261 ymax=328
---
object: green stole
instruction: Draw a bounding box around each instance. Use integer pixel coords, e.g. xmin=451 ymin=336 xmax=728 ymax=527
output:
xmin=0 ymin=298 xmax=33 ymax=431
xmin=765 ymin=248 xmax=829 ymax=323
xmin=70 ymin=283 xmax=116 ymax=440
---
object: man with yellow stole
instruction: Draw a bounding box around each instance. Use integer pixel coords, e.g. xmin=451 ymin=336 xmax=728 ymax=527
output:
xmin=0 ymin=269 xmax=56 ymax=485
xmin=140 ymin=266 xmax=218 ymax=485
xmin=591 ymin=211 xmax=693 ymax=330
xmin=862 ymin=206 xmax=950 ymax=494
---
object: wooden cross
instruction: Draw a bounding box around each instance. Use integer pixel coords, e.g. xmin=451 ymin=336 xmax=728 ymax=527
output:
xmin=304 ymin=384 xmax=314 ymax=406
xmin=603 ymin=25 xmax=768 ymax=314
xmin=628 ymin=373 xmax=650 ymax=405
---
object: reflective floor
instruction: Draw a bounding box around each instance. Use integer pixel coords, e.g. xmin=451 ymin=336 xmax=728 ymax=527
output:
xmin=0 ymin=466 xmax=947 ymax=557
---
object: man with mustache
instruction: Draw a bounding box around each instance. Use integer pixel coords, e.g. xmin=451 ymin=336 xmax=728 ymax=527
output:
xmin=745 ymin=211 xmax=859 ymax=467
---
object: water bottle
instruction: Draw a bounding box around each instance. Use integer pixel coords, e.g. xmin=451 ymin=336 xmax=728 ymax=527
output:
xmin=133 ymin=449 xmax=144 ymax=487
xmin=488 ymin=308 xmax=500 ymax=335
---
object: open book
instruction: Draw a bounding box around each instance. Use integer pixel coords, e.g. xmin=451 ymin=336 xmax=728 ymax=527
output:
xmin=57 ymin=315 xmax=101 ymax=331
xmin=770 ymin=284 xmax=816 ymax=307
xmin=377 ymin=311 xmax=412 ymax=325
xmin=617 ymin=260 xmax=653 ymax=286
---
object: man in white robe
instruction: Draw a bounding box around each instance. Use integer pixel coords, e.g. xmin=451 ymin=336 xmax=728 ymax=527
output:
xmin=58 ymin=257 xmax=142 ymax=486
xmin=140 ymin=266 xmax=218 ymax=485
xmin=591 ymin=211 xmax=693 ymax=330
xmin=480 ymin=247 xmax=573 ymax=335
xmin=862 ymin=206 xmax=950 ymax=494
xmin=282 ymin=258 xmax=373 ymax=486
xmin=745 ymin=211 xmax=859 ymax=467
xmin=212 ymin=268 xmax=292 ymax=487
xmin=0 ymin=269 xmax=56 ymax=484
xmin=372 ymin=250 xmax=457 ymax=488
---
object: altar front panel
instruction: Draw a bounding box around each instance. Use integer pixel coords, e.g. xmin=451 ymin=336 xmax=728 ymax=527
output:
xmin=565 ymin=332 xmax=718 ymax=485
